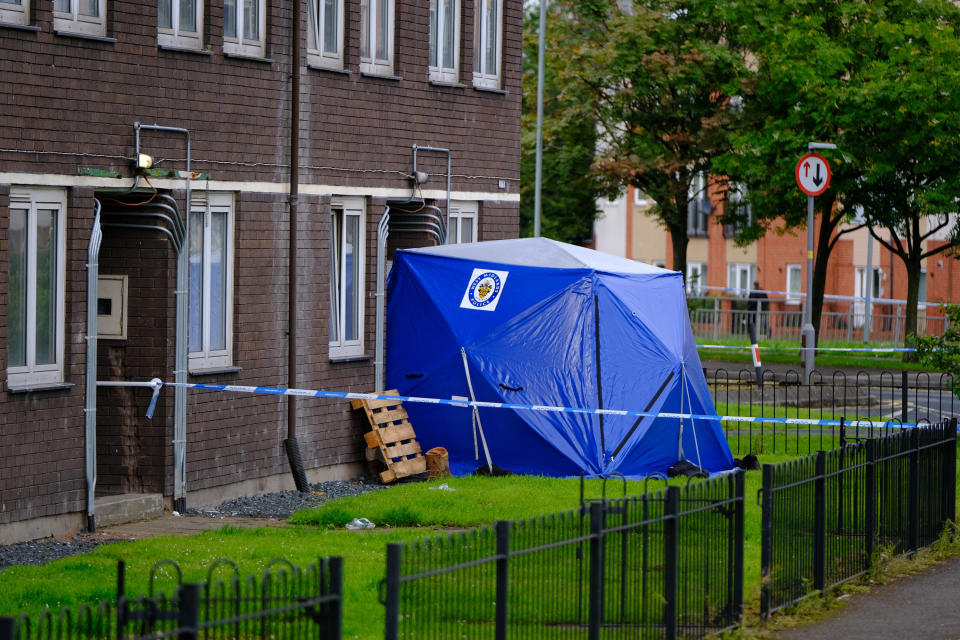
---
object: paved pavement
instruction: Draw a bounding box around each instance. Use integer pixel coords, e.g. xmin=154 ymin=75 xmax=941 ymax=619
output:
xmin=98 ymin=513 xmax=292 ymax=541
xmin=773 ymin=555 xmax=960 ymax=639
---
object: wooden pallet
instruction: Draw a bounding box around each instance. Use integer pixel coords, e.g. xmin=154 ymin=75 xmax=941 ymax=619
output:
xmin=351 ymin=390 xmax=426 ymax=483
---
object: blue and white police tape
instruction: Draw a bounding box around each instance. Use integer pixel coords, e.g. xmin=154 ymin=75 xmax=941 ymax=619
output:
xmin=696 ymin=344 xmax=917 ymax=353
xmin=132 ymin=378 xmax=918 ymax=429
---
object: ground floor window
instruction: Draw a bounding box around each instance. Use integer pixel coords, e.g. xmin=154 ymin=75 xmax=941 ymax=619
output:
xmin=447 ymin=201 xmax=477 ymax=244
xmin=189 ymin=192 xmax=234 ymax=370
xmin=7 ymin=187 xmax=66 ymax=388
xmin=330 ymin=196 xmax=365 ymax=358
xmin=686 ymin=262 xmax=706 ymax=295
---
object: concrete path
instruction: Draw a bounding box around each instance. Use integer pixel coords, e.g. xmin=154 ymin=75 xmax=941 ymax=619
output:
xmin=98 ymin=513 xmax=292 ymax=541
xmin=774 ymin=556 xmax=960 ymax=640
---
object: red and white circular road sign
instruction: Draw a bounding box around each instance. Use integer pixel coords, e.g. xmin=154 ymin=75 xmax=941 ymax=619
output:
xmin=795 ymin=152 xmax=831 ymax=196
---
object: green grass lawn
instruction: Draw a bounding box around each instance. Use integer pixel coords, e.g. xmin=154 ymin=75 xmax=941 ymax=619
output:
xmin=698 ymin=337 xmax=935 ymax=371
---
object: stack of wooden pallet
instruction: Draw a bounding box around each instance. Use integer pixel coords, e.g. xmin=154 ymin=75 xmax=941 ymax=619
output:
xmin=351 ymin=390 xmax=426 ymax=483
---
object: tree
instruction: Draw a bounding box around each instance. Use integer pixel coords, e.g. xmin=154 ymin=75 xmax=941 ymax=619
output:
xmin=716 ymin=0 xmax=960 ymax=346
xmin=520 ymin=4 xmax=602 ymax=244
xmin=551 ymin=0 xmax=747 ymax=275
xmin=915 ymin=304 xmax=960 ymax=396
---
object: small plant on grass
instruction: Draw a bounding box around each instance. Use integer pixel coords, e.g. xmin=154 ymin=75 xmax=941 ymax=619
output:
xmin=913 ymin=303 xmax=960 ymax=395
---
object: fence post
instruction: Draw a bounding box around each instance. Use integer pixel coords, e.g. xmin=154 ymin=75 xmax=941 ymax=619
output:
xmin=588 ymin=502 xmax=605 ymax=640
xmin=713 ymin=297 xmax=719 ymax=340
xmin=116 ymin=560 xmax=127 ymax=640
xmin=0 ymin=617 xmax=14 ymax=640
xmin=733 ymin=471 xmax=745 ymax=621
xmin=901 ymin=371 xmax=909 ymax=423
xmin=495 ymin=521 xmax=510 ymax=640
xmin=947 ymin=419 xmax=958 ymax=527
xmin=177 ymin=584 xmax=200 ymax=640
xmin=909 ymin=428 xmax=921 ymax=551
xmin=383 ymin=544 xmax=402 ymax=640
xmin=813 ymin=451 xmax=826 ymax=592
xmin=664 ymin=486 xmax=679 ymax=640
xmin=760 ymin=465 xmax=773 ymax=618
xmin=865 ymin=439 xmax=876 ymax=565
xmin=327 ymin=557 xmax=343 ymax=640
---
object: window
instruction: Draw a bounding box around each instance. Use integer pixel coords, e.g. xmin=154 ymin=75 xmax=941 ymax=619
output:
xmin=686 ymin=262 xmax=706 ymax=295
xmin=330 ymin=197 xmax=365 ymax=358
xmin=158 ymin=0 xmax=203 ymax=50
xmin=0 ymin=0 xmax=29 ymax=26
xmin=633 ymin=188 xmax=647 ymax=206
xmin=308 ymin=0 xmax=343 ymax=69
xmin=472 ymin=0 xmax=501 ymax=88
xmin=360 ymin=0 xmax=393 ymax=75
xmin=446 ymin=201 xmax=476 ymax=244
xmin=189 ymin=193 xmax=233 ymax=370
xmin=725 ymin=182 xmax=752 ymax=237
xmin=54 ymin=0 xmax=106 ymax=35
xmin=7 ymin=188 xmax=66 ymax=388
xmin=687 ymin=171 xmax=710 ymax=237
xmin=727 ymin=263 xmax=754 ymax=297
xmin=223 ymin=0 xmax=265 ymax=57
xmin=429 ymin=0 xmax=459 ymax=82
xmin=786 ymin=264 xmax=802 ymax=305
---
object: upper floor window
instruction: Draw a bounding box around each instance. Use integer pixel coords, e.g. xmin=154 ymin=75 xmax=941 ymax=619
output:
xmin=7 ymin=188 xmax=67 ymax=389
xmin=54 ymin=0 xmax=106 ymax=36
xmin=360 ymin=0 xmax=393 ymax=76
xmin=0 ymin=0 xmax=29 ymax=26
xmin=724 ymin=181 xmax=752 ymax=237
xmin=308 ymin=0 xmax=343 ymax=69
xmin=446 ymin=201 xmax=477 ymax=244
xmin=472 ymin=0 xmax=501 ymax=89
xmin=633 ymin=188 xmax=648 ymax=207
xmin=429 ymin=0 xmax=459 ymax=83
xmin=687 ymin=171 xmax=710 ymax=237
xmin=158 ymin=0 xmax=203 ymax=50
xmin=223 ymin=0 xmax=265 ymax=57
xmin=329 ymin=197 xmax=365 ymax=359
xmin=189 ymin=193 xmax=234 ymax=371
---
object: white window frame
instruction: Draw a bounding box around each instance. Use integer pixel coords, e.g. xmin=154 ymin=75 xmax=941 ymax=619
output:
xmin=188 ymin=193 xmax=234 ymax=371
xmin=54 ymin=0 xmax=106 ymax=35
xmin=0 ymin=0 xmax=29 ymax=26
xmin=726 ymin=181 xmax=752 ymax=235
xmin=359 ymin=0 xmax=394 ymax=76
xmin=686 ymin=262 xmax=706 ymax=295
xmin=687 ymin=171 xmax=709 ymax=236
xmin=158 ymin=0 xmax=204 ymax=50
xmin=429 ymin=0 xmax=460 ymax=83
xmin=307 ymin=0 xmax=343 ymax=69
xmin=633 ymin=188 xmax=647 ymax=206
xmin=446 ymin=201 xmax=477 ymax=244
xmin=786 ymin=264 xmax=802 ymax=305
xmin=727 ymin=262 xmax=755 ymax=297
xmin=472 ymin=0 xmax=501 ymax=89
xmin=223 ymin=0 xmax=265 ymax=57
xmin=329 ymin=196 xmax=366 ymax=359
xmin=7 ymin=188 xmax=67 ymax=389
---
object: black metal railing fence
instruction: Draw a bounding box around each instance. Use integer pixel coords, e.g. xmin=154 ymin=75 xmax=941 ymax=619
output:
xmin=759 ymin=419 xmax=957 ymax=617
xmin=381 ymin=471 xmax=745 ymax=640
xmin=0 ymin=556 xmax=342 ymax=640
xmin=712 ymin=368 xmax=957 ymax=456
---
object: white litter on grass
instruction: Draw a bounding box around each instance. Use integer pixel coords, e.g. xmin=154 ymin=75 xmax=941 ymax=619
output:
xmin=429 ymin=483 xmax=456 ymax=492
xmin=172 ymin=511 xmax=180 ymax=517
xmin=345 ymin=517 xmax=375 ymax=530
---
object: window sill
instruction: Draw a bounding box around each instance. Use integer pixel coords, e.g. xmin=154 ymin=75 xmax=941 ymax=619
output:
xmin=308 ymin=63 xmax=351 ymax=76
xmin=430 ymin=79 xmax=466 ymax=89
xmin=7 ymin=382 xmax=75 ymax=394
xmin=360 ymin=71 xmax=402 ymax=82
xmin=473 ymin=84 xmax=508 ymax=95
xmin=189 ymin=366 xmax=243 ymax=376
xmin=329 ymin=354 xmax=373 ymax=364
xmin=157 ymin=43 xmax=213 ymax=56
xmin=0 ymin=21 xmax=41 ymax=32
xmin=224 ymin=51 xmax=272 ymax=63
xmin=54 ymin=29 xmax=116 ymax=43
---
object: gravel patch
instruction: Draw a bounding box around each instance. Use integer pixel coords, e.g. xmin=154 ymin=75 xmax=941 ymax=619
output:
xmin=0 ymin=478 xmax=386 ymax=572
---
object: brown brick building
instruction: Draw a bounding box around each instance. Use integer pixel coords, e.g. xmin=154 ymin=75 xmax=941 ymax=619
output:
xmin=0 ymin=0 xmax=520 ymax=543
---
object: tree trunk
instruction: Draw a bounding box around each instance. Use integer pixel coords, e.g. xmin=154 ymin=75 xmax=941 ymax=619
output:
xmin=669 ymin=223 xmax=689 ymax=277
xmin=810 ymin=203 xmax=838 ymax=345
xmin=903 ymin=252 xmax=922 ymax=359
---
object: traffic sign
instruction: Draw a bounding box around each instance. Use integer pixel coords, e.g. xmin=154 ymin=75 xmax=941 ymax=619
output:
xmin=795 ymin=152 xmax=831 ymax=196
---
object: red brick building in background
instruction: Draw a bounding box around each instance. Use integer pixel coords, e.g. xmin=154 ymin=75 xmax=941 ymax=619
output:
xmin=595 ymin=181 xmax=960 ymax=340
xmin=0 ymin=0 xmax=520 ymax=543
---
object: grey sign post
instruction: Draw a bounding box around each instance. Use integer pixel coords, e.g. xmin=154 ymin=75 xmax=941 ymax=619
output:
xmin=796 ymin=143 xmax=835 ymax=383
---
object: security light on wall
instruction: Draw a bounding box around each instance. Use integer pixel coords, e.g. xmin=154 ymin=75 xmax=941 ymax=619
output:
xmin=136 ymin=153 xmax=153 ymax=170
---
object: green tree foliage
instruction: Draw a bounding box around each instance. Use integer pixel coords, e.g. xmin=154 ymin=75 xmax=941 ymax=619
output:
xmin=914 ymin=304 xmax=960 ymax=395
xmin=520 ymin=5 xmax=602 ymax=244
xmin=549 ymin=0 xmax=747 ymax=274
xmin=716 ymin=0 xmax=960 ymax=346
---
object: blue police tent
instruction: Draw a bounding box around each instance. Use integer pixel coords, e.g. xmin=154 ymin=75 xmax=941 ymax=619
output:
xmin=385 ymin=237 xmax=734 ymax=478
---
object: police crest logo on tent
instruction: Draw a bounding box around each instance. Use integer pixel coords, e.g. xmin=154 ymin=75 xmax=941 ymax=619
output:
xmin=460 ymin=268 xmax=509 ymax=311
